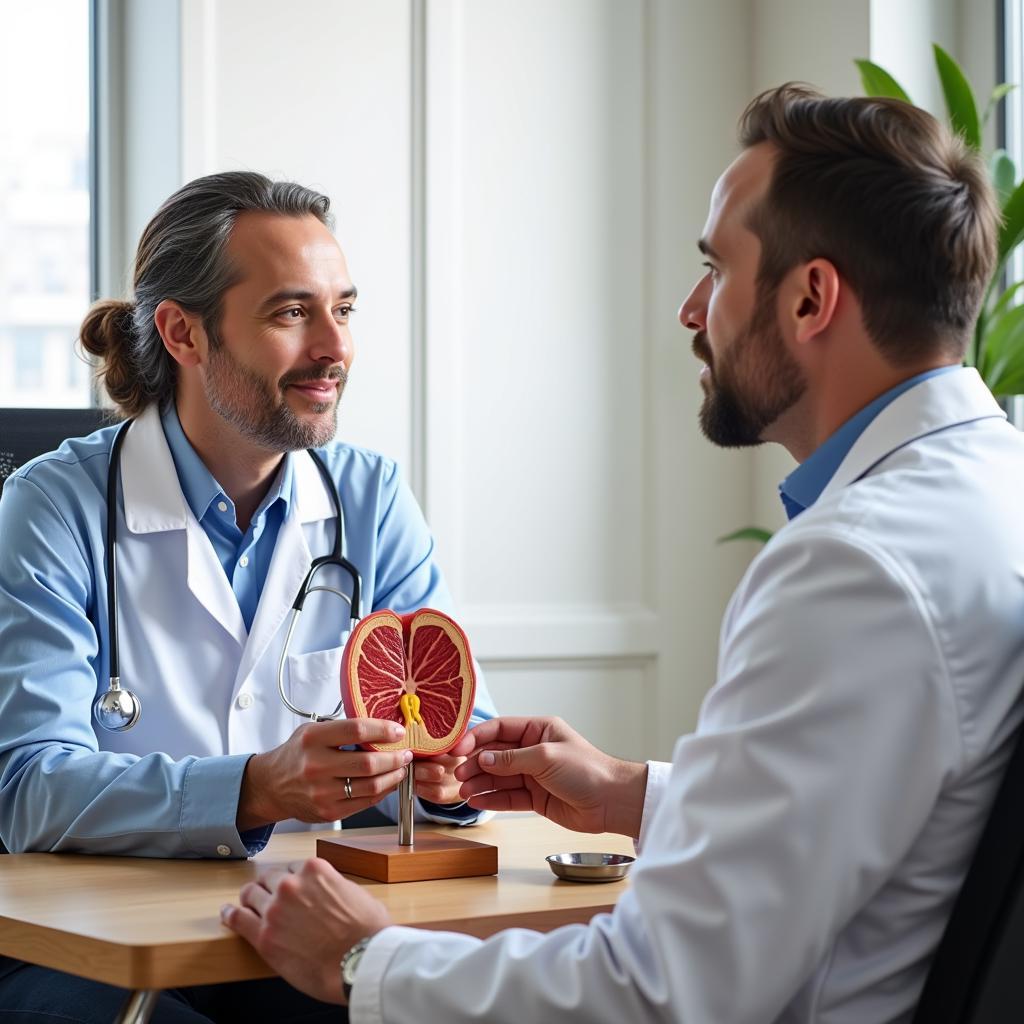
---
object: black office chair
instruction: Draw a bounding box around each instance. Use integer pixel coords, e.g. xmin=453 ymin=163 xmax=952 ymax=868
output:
xmin=912 ymin=715 xmax=1024 ymax=1022
xmin=0 ymin=407 xmax=113 ymax=487
xmin=0 ymin=408 xmax=111 ymax=855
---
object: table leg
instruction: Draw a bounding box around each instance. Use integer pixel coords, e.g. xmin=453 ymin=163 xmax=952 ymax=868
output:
xmin=114 ymin=989 xmax=159 ymax=1024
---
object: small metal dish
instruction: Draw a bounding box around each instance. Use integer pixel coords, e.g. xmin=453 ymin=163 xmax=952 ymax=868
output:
xmin=546 ymin=852 xmax=635 ymax=883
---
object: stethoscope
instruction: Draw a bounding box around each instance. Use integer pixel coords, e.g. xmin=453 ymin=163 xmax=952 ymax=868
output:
xmin=93 ymin=418 xmax=363 ymax=732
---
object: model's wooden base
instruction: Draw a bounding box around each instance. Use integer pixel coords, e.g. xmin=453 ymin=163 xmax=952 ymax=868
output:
xmin=317 ymin=833 xmax=499 ymax=883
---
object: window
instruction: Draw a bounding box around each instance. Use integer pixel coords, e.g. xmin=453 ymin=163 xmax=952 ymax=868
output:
xmin=1007 ymin=0 xmax=1024 ymax=285
xmin=0 ymin=0 xmax=93 ymax=408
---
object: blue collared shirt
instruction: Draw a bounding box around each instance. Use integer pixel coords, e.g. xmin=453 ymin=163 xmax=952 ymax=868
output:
xmin=161 ymin=406 xmax=293 ymax=633
xmin=0 ymin=409 xmax=494 ymax=856
xmin=779 ymin=366 xmax=960 ymax=520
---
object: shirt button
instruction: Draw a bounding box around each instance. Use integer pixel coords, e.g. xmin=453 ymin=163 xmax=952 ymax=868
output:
xmin=236 ymin=692 xmax=254 ymax=710
xmin=239 ymin=555 xmax=249 ymax=568
xmin=217 ymin=501 xmax=228 ymax=513
xmin=216 ymin=844 xmax=232 ymax=857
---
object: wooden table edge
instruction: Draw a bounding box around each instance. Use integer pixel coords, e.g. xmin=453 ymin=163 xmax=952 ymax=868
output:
xmin=0 ymin=899 xmax=620 ymax=989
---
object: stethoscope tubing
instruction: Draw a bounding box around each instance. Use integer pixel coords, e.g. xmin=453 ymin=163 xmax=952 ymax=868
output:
xmin=98 ymin=417 xmax=362 ymax=730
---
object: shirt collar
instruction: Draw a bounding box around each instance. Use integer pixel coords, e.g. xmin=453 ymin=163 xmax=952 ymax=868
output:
xmin=779 ymin=365 xmax=960 ymax=520
xmin=159 ymin=404 xmax=295 ymax=523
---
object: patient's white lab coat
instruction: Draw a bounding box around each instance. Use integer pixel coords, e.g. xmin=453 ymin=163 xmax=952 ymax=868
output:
xmin=349 ymin=368 xmax=1024 ymax=1023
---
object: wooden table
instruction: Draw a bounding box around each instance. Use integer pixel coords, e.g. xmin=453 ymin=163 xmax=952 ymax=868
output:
xmin=0 ymin=815 xmax=633 ymax=1021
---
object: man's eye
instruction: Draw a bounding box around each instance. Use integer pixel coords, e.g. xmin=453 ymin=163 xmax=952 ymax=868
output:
xmin=277 ymin=307 xmax=305 ymax=320
xmin=335 ymin=304 xmax=357 ymax=320
xmin=702 ymin=261 xmax=719 ymax=279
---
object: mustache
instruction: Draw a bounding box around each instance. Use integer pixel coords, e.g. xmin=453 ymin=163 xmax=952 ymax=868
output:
xmin=692 ymin=332 xmax=712 ymax=366
xmin=278 ymin=366 xmax=348 ymax=389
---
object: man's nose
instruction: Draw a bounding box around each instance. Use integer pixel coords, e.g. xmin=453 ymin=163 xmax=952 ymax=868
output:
xmin=311 ymin=315 xmax=353 ymax=368
xmin=678 ymin=277 xmax=709 ymax=331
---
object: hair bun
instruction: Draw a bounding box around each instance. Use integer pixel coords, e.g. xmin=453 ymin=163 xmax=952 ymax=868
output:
xmin=79 ymin=299 xmax=134 ymax=358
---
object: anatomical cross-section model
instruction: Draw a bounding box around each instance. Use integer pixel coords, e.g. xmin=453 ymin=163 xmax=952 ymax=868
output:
xmin=317 ymin=608 xmax=498 ymax=882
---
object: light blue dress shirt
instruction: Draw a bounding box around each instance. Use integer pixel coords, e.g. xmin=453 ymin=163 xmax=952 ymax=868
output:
xmin=0 ymin=407 xmax=494 ymax=856
xmin=161 ymin=405 xmax=293 ymax=633
xmin=779 ymin=365 xmax=960 ymax=519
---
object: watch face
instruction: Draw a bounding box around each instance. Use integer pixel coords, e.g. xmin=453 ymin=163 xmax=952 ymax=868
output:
xmin=342 ymin=937 xmax=370 ymax=991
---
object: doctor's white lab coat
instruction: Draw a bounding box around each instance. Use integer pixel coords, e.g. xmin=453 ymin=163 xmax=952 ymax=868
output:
xmin=0 ymin=403 xmax=495 ymax=857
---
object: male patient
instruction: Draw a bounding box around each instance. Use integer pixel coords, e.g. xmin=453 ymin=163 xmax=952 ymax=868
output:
xmin=224 ymin=86 xmax=1024 ymax=1022
xmin=0 ymin=171 xmax=495 ymax=1021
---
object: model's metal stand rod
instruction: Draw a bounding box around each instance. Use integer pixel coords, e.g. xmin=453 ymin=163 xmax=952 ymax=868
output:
xmin=115 ymin=989 xmax=158 ymax=1024
xmin=398 ymin=765 xmax=414 ymax=846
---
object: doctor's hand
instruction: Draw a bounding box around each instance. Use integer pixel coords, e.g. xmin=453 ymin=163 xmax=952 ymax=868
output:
xmin=452 ymin=716 xmax=649 ymax=840
xmin=221 ymin=858 xmax=392 ymax=1006
xmin=237 ymin=719 xmax=413 ymax=830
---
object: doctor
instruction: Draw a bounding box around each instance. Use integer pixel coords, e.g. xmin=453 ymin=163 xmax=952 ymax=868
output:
xmin=0 ymin=171 xmax=495 ymax=1021
xmin=224 ymin=86 xmax=1024 ymax=1022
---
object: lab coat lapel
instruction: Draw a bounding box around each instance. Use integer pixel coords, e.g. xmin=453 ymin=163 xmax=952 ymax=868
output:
xmin=185 ymin=515 xmax=247 ymax=647
xmin=121 ymin=405 xmax=246 ymax=648
xmin=235 ymin=452 xmax=335 ymax=686
xmin=818 ymin=367 xmax=1005 ymax=504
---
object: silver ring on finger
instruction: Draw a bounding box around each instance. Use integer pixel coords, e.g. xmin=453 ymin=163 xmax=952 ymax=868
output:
xmin=344 ymin=777 xmax=353 ymax=800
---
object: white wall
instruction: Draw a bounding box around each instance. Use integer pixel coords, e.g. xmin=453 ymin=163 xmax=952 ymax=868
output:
xmin=870 ymin=0 xmax=957 ymax=116
xmin=644 ymin=0 xmax=755 ymax=750
xmin=114 ymin=0 xmax=1000 ymax=760
xmin=164 ymin=0 xmax=757 ymax=760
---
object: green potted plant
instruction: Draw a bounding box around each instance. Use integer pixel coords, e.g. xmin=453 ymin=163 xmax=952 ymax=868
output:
xmin=721 ymin=46 xmax=1022 ymax=547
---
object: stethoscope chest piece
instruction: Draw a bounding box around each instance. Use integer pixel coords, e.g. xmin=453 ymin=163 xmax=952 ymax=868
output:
xmin=92 ymin=678 xmax=142 ymax=731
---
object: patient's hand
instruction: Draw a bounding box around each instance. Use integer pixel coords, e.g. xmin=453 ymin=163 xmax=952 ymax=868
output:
xmin=453 ymin=716 xmax=648 ymax=840
xmin=413 ymin=753 xmax=466 ymax=806
xmin=222 ymin=858 xmax=391 ymax=1006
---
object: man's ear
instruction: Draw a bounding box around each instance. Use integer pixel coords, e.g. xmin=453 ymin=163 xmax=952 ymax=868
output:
xmin=154 ymin=300 xmax=206 ymax=368
xmin=786 ymin=258 xmax=840 ymax=346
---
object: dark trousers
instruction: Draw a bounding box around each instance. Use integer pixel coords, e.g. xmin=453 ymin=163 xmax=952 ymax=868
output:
xmin=0 ymin=962 xmax=347 ymax=1022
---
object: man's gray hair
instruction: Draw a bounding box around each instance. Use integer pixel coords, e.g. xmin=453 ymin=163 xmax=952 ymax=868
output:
xmin=80 ymin=171 xmax=333 ymax=417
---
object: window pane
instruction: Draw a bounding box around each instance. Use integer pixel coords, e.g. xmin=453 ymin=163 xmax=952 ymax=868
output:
xmin=0 ymin=0 xmax=92 ymax=408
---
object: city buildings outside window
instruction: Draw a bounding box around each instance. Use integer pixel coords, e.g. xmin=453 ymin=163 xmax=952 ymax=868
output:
xmin=0 ymin=0 xmax=92 ymax=408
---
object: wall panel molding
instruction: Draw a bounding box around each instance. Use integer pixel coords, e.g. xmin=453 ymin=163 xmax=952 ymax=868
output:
xmin=465 ymin=603 xmax=662 ymax=662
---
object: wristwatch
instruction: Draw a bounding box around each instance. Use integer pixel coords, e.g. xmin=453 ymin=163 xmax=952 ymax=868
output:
xmin=340 ymin=936 xmax=372 ymax=999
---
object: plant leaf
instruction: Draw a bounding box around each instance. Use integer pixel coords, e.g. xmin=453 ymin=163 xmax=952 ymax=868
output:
xmin=988 ymin=279 xmax=1024 ymax=322
xmin=990 ymin=149 xmax=1017 ymax=207
xmin=988 ymin=357 xmax=1024 ymax=396
xmin=978 ymin=303 xmax=1024 ymax=382
xmin=984 ymin=83 xmax=1017 ymax=126
xmin=978 ymin=280 xmax=1024 ymax=360
xmin=996 ymin=177 xmax=1024 ymax=273
xmin=717 ymin=527 xmax=774 ymax=545
xmin=854 ymin=59 xmax=912 ymax=102
xmin=933 ymin=43 xmax=981 ymax=149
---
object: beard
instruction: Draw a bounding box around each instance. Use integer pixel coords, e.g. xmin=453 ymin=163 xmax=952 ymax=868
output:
xmin=203 ymin=339 xmax=347 ymax=452
xmin=694 ymin=284 xmax=806 ymax=448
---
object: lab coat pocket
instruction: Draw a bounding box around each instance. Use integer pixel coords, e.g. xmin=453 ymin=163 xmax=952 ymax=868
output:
xmin=286 ymin=646 xmax=346 ymax=720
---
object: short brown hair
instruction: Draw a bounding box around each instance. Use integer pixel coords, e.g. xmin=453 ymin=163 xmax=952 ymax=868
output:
xmin=739 ymin=84 xmax=998 ymax=363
